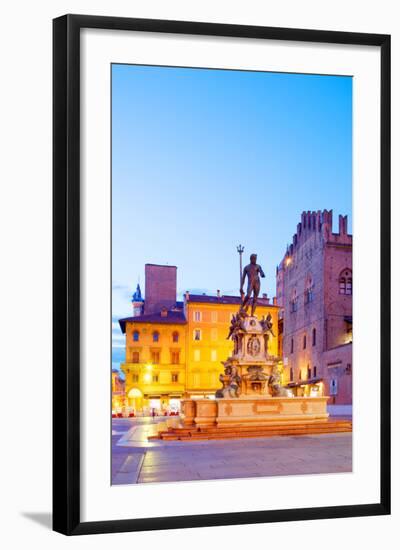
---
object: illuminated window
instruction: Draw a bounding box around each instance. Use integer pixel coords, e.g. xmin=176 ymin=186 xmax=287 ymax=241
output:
xmin=151 ymin=350 xmax=160 ymax=363
xmin=132 ymin=330 xmax=140 ymax=342
xmin=211 ymin=349 xmax=217 ymax=362
xmin=339 ymin=269 xmax=352 ymax=295
xmin=131 ymin=351 xmax=139 ymax=363
xmin=171 ymin=350 xmax=180 ymax=364
xmin=312 ymin=328 xmax=316 ymax=346
xmin=172 ymin=331 xmax=179 ymax=343
xmin=194 ymin=311 xmax=202 ymax=322
xmin=194 ymin=329 xmax=201 ymax=341
xmin=171 ymin=372 xmax=179 ymax=383
xmin=152 ymin=331 xmax=160 ymax=342
xmin=211 ymin=328 xmax=218 ymax=341
xmin=194 ymin=349 xmax=200 ymax=362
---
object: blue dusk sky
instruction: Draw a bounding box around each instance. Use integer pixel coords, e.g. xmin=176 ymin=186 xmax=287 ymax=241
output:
xmin=111 ymin=64 xmax=352 ymax=368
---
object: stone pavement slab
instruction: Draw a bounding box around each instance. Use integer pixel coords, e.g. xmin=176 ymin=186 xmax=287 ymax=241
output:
xmin=112 ymin=418 xmax=352 ymax=485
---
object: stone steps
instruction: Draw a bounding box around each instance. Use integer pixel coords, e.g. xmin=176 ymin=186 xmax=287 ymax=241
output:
xmin=149 ymin=419 xmax=352 ymax=441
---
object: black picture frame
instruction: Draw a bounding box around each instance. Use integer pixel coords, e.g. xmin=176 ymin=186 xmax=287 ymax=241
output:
xmin=53 ymin=14 xmax=391 ymax=536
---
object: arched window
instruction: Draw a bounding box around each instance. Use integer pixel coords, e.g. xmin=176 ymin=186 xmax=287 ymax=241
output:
xmin=132 ymin=330 xmax=140 ymax=342
xmin=152 ymin=331 xmax=160 ymax=342
xmin=339 ymin=269 xmax=352 ymax=295
xmin=290 ymin=289 xmax=298 ymax=312
xmin=172 ymin=331 xmax=179 ymax=343
xmin=312 ymin=328 xmax=316 ymax=346
xmin=304 ymin=276 xmax=314 ymax=304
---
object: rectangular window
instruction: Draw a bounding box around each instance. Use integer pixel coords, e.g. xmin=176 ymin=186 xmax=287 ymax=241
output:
xmin=171 ymin=372 xmax=179 ymax=383
xmin=290 ymin=339 xmax=294 ymax=353
xmin=330 ymin=378 xmax=338 ymax=395
xmin=171 ymin=350 xmax=180 ymax=364
xmin=193 ymin=311 xmax=202 ymax=322
xmin=313 ymin=366 xmax=317 ymax=378
xmin=290 ymin=367 xmax=293 ymax=382
xmin=194 ymin=349 xmax=200 ymax=362
xmin=151 ymin=351 xmax=160 ymax=364
xmin=132 ymin=351 xmax=139 ymax=363
xmin=303 ymin=335 xmax=307 ymax=349
xmin=132 ymin=374 xmax=139 ymax=383
xmin=194 ymin=329 xmax=201 ymax=341
xmin=307 ymin=366 xmax=311 ymax=379
xmin=152 ymin=374 xmax=159 ymax=383
xmin=211 ymin=328 xmax=218 ymax=341
xmin=211 ymin=349 xmax=217 ymax=362
xmin=211 ymin=311 xmax=218 ymax=323
xmin=305 ymin=288 xmax=314 ymax=304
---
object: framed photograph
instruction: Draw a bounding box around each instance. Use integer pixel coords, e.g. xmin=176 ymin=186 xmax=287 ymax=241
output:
xmin=53 ymin=14 xmax=391 ymax=535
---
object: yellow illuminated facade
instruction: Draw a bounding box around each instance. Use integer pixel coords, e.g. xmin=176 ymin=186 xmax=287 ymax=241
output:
xmin=185 ymin=298 xmax=279 ymax=397
xmin=120 ymin=295 xmax=280 ymax=414
xmin=121 ymin=317 xmax=186 ymax=413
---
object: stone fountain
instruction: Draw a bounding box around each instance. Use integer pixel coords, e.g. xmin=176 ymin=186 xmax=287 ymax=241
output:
xmin=151 ymin=253 xmax=335 ymax=441
xmin=180 ymin=254 xmax=329 ymax=431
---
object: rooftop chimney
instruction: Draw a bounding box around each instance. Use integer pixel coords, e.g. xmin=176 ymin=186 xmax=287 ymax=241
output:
xmin=160 ymin=307 xmax=168 ymax=318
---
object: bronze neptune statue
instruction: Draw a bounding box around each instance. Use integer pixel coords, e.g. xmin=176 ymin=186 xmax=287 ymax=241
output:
xmin=239 ymin=253 xmax=265 ymax=316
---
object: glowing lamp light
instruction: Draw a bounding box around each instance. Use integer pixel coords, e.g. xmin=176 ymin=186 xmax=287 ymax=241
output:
xmin=285 ymin=257 xmax=292 ymax=267
xmin=143 ymin=372 xmax=152 ymax=383
xmin=145 ymin=363 xmax=153 ymax=371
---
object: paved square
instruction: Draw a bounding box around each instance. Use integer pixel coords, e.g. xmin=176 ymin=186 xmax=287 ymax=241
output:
xmin=112 ymin=417 xmax=352 ymax=485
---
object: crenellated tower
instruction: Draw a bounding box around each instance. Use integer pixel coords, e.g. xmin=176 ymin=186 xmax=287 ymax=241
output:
xmin=276 ymin=210 xmax=352 ymax=405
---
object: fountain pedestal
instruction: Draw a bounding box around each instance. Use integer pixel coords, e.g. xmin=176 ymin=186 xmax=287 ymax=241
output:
xmin=150 ymin=314 xmax=335 ymax=441
xmin=182 ymin=315 xmax=329 ymax=430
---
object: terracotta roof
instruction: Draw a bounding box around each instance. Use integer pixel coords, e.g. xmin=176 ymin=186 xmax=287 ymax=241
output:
xmin=119 ymin=310 xmax=187 ymax=333
xmin=186 ymin=294 xmax=277 ymax=307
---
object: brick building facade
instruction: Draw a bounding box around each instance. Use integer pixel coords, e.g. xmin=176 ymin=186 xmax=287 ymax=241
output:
xmin=276 ymin=210 xmax=352 ymax=404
